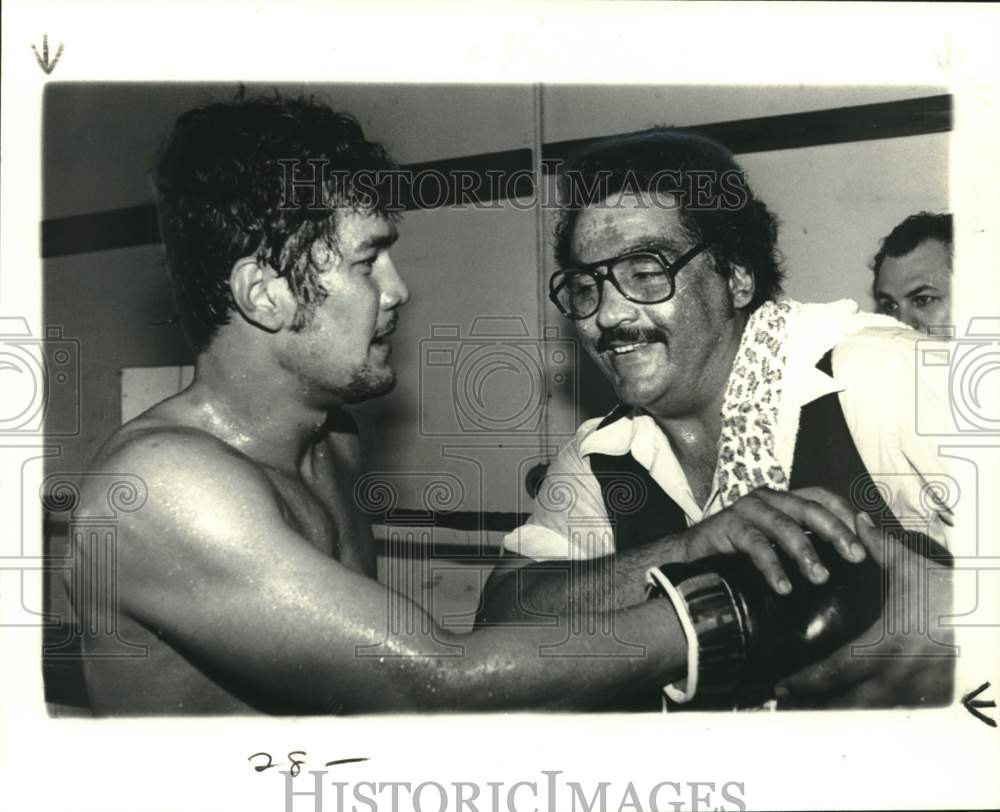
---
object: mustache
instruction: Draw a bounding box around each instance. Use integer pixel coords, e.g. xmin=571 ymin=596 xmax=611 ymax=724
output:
xmin=375 ymin=315 xmax=399 ymax=339
xmin=596 ymin=327 xmax=668 ymax=353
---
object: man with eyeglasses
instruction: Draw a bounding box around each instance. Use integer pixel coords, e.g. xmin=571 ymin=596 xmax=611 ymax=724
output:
xmin=478 ymin=129 xmax=956 ymax=710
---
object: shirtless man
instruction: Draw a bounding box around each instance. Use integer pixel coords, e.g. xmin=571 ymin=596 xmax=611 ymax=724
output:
xmin=73 ymin=97 xmax=870 ymax=714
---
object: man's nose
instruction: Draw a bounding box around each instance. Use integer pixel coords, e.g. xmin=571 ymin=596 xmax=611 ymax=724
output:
xmin=594 ymin=278 xmax=638 ymax=330
xmin=380 ymin=257 xmax=410 ymax=309
xmin=897 ymin=304 xmax=925 ymax=334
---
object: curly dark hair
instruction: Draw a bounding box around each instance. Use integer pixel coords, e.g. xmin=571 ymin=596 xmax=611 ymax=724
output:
xmin=871 ymin=211 xmax=952 ymax=278
xmin=154 ymin=93 xmax=399 ymax=352
xmin=553 ymin=128 xmax=784 ymax=312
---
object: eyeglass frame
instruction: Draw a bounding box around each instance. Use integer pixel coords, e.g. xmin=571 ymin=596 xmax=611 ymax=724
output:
xmin=548 ymin=240 xmax=714 ymax=320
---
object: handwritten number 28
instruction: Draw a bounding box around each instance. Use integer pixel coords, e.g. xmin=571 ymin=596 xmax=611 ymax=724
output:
xmin=248 ymin=751 xmax=307 ymax=777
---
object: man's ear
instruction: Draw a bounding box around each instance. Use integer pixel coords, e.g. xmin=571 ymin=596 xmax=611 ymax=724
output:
xmin=728 ymin=264 xmax=756 ymax=309
xmin=229 ymin=258 xmax=296 ymax=332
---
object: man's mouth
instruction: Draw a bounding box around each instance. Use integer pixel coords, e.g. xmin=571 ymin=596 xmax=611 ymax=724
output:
xmin=597 ymin=329 xmax=667 ymax=356
xmin=373 ymin=320 xmax=398 ymax=341
xmin=610 ymin=342 xmax=648 ymax=355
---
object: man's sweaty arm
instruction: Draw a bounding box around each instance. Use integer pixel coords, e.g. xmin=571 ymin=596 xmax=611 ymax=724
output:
xmin=78 ymin=429 xmax=685 ymax=713
xmin=478 ymin=486 xmax=866 ymax=624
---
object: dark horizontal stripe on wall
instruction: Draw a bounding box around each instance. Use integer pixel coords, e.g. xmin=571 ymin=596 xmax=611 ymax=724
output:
xmin=543 ymin=94 xmax=953 ymax=164
xmin=41 ymin=94 xmax=950 ymax=259
xmin=41 ymin=149 xmax=535 ymax=259
xmin=376 ymin=536 xmax=504 ymax=561
xmin=43 ymin=203 xmax=162 ymax=259
xmin=378 ymin=509 xmax=528 ymax=533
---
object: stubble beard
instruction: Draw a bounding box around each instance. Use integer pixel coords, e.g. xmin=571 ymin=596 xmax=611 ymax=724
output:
xmin=339 ymin=358 xmax=397 ymax=404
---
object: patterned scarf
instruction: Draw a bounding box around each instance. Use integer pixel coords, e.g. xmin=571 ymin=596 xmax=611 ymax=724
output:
xmin=715 ymin=299 xmax=798 ymax=508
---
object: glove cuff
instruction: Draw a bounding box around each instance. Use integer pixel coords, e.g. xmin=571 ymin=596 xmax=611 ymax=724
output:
xmin=647 ymin=563 xmax=748 ymax=702
xmin=646 ymin=565 xmax=700 ymax=703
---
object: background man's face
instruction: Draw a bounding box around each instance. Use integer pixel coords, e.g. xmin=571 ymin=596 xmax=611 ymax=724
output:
xmin=286 ymin=210 xmax=408 ymax=404
xmin=568 ymin=193 xmax=743 ymax=419
xmin=874 ymin=238 xmax=952 ymax=335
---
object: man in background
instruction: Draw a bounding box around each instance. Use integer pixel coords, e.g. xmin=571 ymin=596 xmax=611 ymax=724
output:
xmin=872 ymin=212 xmax=953 ymax=335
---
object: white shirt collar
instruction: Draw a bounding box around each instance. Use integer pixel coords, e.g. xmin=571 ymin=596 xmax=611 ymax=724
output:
xmin=577 ymin=299 xmax=886 ymax=467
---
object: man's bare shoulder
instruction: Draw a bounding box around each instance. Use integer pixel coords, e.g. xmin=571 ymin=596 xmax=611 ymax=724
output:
xmin=80 ymin=418 xmax=281 ymax=537
xmin=91 ymin=417 xmax=253 ymax=478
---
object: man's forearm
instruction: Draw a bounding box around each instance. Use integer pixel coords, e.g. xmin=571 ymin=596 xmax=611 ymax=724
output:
xmin=371 ymin=597 xmax=686 ymax=712
xmin=477 ymin=533 xmax=688 ymax=625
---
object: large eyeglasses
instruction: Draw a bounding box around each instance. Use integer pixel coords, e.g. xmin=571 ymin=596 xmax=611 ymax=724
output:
xmin=548 ymin=241 xmax=712 ymax=320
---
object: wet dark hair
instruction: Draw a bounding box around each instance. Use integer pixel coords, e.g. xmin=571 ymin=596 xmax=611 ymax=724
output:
xmin=153 ymin=93 xmax=398 ymax=352
xmin=553 ymin=128 xmax=784 ymax=312
xmin=871 ymin=211 xmax=952 ymax=278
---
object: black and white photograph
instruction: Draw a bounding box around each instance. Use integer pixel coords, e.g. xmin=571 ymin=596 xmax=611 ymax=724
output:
xmin=3 ymin=3 xmax=999 ymax=811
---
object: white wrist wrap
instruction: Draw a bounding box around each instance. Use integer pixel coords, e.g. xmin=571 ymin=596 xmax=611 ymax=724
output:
xmin=646 ymin=566 xmax=699 ymax=704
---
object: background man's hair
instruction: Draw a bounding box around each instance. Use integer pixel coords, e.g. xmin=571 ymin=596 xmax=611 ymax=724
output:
xmin=154 ymin=92 xmax=398 ymax=352
xmin=553 ymin=128 xmax=784 ymax=311
xmin=871 ymin=211 xmax=953 ymax=277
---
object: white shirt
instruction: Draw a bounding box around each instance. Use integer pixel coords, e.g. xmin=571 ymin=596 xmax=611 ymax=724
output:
xmin=504 ymin=302 xmax=957 ymax=560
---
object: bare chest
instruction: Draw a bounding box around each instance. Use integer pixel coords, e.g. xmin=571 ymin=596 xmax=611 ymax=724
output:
xmin=264 ymin=453 xmax=374 ymax=574
xmin=675 ymin=449 xmax=718 ymax=510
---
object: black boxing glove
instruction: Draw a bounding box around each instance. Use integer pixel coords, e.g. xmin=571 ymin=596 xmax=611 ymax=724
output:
xmin=647 ymin=532 xmax=884 ymax=704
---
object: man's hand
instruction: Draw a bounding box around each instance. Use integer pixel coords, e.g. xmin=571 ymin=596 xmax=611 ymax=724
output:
xmin=774 ymin=512 xmax=955 ymax=708
xmin=479 ymin=486 xmax=871 ymax=626
xmin=679 ymin=486 xmax=868 ymax=595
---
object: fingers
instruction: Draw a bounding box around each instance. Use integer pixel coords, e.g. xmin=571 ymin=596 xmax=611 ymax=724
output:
xmin=755 ymin=502 xmax=828 ymax=584
xmin=732 ymin=525 xmax=792 ymax=595
xmin=784 ymin=488 xmax=865 ymax=562
xmin=757 ymin=488 xmax=866 ymax=566
xmin=792 ymin=486 xmax=857 ymax=528
xmin=775 ymin=640 xmax=876 ymax=702
xmin=734 ymin=490 xmax=843 ymax=585
xmin=853 ymin=511 xmax=887 ymax=565
xmin=778 ymin=643 xmax=955 ymax=709
xmin=690 ymin=486 xmax=870 ymax=596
